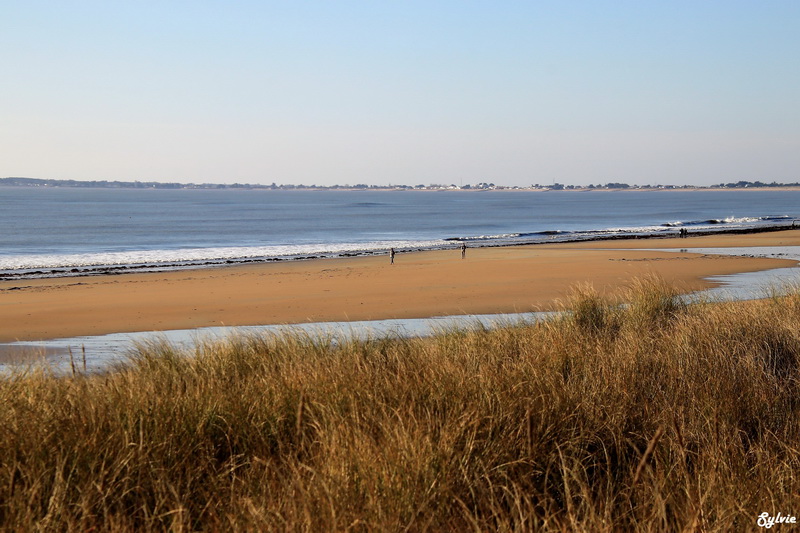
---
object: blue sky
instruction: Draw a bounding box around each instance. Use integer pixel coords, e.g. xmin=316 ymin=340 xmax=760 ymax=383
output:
xmin=2 ymin=1 xmax=798 ymax=186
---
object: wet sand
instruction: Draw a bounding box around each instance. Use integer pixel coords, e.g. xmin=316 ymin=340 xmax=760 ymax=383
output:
xmin=1 ymin=230 xmax=798 ymax=342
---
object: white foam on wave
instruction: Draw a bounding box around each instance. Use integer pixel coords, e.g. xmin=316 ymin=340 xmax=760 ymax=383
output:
xmin=717 ymin=216 xmax=761 ymax=224
xmin=0 ymin=239 xmax=449 ymax=271
xmin=460 ymin=233 xmax=522 ymax=240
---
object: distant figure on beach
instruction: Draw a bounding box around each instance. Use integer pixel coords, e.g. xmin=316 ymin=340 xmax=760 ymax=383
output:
xmin=461 ymin=242 xmax=467 ymax=259
xmin=390 ymin=247 xmax=396 ymax=264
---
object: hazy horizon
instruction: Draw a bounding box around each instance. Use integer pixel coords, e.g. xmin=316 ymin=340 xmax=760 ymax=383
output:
xmin=3 ymin=2 xmax=798 ymax=187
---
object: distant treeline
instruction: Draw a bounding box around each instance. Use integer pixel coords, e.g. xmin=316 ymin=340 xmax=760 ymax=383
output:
xmin=712 ymin=180 xmax=800 ymax=188
xmin=549 ymin=180 xmax=800 ymax=190
xmin=0 ymin=177 xmax=265 ymax=190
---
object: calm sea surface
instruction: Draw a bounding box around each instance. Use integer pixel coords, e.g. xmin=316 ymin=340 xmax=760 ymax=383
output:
xmin=1 ymin=187 xmax=798 ymax=279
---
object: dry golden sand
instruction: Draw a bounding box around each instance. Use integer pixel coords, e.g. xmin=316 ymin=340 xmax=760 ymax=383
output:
xmin=1 ymin=230 xmax=798 ymax=342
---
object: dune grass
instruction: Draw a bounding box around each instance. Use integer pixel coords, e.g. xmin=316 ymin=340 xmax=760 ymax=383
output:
xmin=2 ymin=277 xmax=800 ymax=531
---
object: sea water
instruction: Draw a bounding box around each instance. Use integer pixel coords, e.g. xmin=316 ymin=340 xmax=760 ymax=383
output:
xmin=1 ymin=187 xmax=799 ymax=279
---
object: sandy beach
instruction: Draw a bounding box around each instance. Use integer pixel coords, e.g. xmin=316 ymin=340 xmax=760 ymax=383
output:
xmin=1 ymin=230 xmax=798 ymax=343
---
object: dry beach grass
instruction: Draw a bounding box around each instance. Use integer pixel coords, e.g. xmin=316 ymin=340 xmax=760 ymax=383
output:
xmin=2 ymin=278 xmax=800 ymax=530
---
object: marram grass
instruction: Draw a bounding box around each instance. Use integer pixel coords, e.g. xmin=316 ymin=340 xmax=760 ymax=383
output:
xmin=2 ymin=277 xmax=800 ymax=531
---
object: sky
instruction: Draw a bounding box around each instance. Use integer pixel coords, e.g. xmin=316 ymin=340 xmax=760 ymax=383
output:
xmin=2 ymin=1 xmax=799 ymax=187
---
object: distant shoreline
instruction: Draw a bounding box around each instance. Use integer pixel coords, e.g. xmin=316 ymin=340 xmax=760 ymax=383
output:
xmin=3 ymin=177 xmax=800 ymax=192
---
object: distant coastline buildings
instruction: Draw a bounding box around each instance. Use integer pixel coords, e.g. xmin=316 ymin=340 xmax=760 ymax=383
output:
xmin=1 ymin=177 xmax=798 ymax=191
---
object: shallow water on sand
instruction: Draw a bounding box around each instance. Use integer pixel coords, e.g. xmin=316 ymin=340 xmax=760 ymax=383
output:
xmin=0 ymin=312 xmax=558 ymax=375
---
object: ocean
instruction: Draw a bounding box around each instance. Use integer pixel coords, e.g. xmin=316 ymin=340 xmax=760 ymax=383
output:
xmin=1 ymin=187 xmax=799 ymax=280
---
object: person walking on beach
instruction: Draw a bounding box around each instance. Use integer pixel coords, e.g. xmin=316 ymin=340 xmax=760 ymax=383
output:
xmin=461 ymin=242 xmax=467 ymax=259
xmin=390 ymin=247 xmax=396 ymax=264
